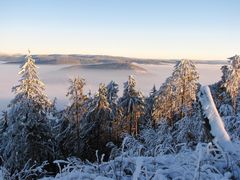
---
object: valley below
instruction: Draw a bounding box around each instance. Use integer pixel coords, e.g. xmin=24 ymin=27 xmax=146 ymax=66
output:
xmin=0 ymin=55 xmax=224 ymax=111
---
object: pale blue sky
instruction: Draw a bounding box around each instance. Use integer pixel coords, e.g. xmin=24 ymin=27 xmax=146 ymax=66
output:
xmin=0 ymin=0 xmax=239 ymax=59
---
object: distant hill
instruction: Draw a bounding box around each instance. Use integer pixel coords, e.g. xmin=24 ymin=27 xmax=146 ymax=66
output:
xmin=61 ymin=62 xmax=147 ymax=72
xmin=0 ymin=54 xmax=227 ymax=65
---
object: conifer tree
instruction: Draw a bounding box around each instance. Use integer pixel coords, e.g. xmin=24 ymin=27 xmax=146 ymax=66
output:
xmin=237 ymin=90 xmax=240 ymax=117
xmin=118 ymin=75 xmax=144 ymax=136
xmin=1 ymin=51 xmax=54 ymax=173
xmin=173 ymin=100 xmax=207 ymax=147
xmin=57 ymin=77 xmax=88 ymax=158
xmin=106 ymin=81 xmax=122 ymax=142
xmin=153 ymin=76 xmax=176 ymax=125
xmin=0 ymin=111 xmax=8 ymax=164
xmin=221 ymin=55 xmax=240 ymax=113
xmin=153 ymin=60 xmax=199 ymax=125
xmin=106 ymin=80 xmax=119 ymax=116
xmin=172 ymin=59 xmax=199 ymax=118
xmin=209 ymin=64 xmax=232 ymax=112
xmin=112 ymin=106 xmax=124 ymax=143
xmin=82 ymin=83 xmax=113 ymax=161
xmin=144 ymin=85 xmax=158 ymax=128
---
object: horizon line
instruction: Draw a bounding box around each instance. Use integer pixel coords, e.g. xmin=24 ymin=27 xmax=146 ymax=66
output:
xmin=0 ymin=52 xmax=229 ymax=61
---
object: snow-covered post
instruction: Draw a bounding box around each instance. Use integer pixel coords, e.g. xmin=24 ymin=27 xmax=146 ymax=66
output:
xmin=198 ymin=86 xmax=234 ymax=152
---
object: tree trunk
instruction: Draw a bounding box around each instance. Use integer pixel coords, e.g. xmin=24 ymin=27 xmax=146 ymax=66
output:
xmin=129 ymin=114 xmax=132 ymax=135
xmin=134 ymin=113 xmax=138 ymax=136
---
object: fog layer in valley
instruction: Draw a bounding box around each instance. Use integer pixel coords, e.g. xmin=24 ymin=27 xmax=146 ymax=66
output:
xmin=0 ymin=62 xmax=223 ymax=111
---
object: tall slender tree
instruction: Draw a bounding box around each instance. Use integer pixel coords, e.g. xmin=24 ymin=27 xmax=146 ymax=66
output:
xmin=144 ymin=85 xmax=158 ymax=128
xmin=153 ymin=76 xmax=176 ymax=125
xmin=221 ymin=55 xmax=240 ymax=113
xmin=106 ymin=80 xmax=119 ymax=117
xmin=172 ymin=59 xmax=199 ymax=118
xmin=118 ymin=75 xmax=144 ymax=136
xmin=82 ymin=83 xmax=113 ymax=161
xmin=57 ymin=77 xmax=88 ymax=158
xmin=153 ymin=60 xmax=199 ymax=125
xmin=1 ymin=51 xmax=54 ymax=173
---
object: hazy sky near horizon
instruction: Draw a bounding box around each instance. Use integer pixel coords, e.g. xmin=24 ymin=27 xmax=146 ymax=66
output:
xmin=0 ymin=0 xmax=239 ymax=60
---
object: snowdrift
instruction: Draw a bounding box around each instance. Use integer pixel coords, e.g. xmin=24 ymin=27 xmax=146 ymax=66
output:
xmin=38 ymin=142 xmax=240 ymax=180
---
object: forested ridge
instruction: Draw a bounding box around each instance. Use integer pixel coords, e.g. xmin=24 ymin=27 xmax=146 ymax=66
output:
xmin=0 ymin=52 xmax=240 ymax=179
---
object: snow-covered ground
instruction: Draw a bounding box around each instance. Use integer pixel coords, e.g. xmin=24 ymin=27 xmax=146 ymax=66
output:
xmin=0 ymin=62 xmax=223 ymax=111
xmin=39 ymin=142 xmax=239 ymax=180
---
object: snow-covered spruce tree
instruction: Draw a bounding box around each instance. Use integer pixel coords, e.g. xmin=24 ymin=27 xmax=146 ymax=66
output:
xmin=106 ymin=80 xmax=119 ymax=117
xmin=237 ymin=90 xmax=240 ymax=118
xmin=172 ymin=59 xmax=199 ymax=118
xmin=209 ymin=56 xmax=240 ymax=139
xmin=144 ymin=85 xmax=158 ymax=128
xmin=232 ymin=90 xmax=240 ymax=139
xmin=81 ymin=83 xmax=113 ymax=161
xmin=111 ymin=106 xmax=124 ymax=144
xmin=57 ymin=77 xmax=88 ymax=158
xmin=0 ymin=111 xmax=8 ymax=164
xmin=221 ymin=55 xmax=240 ymax=113
xmin=153 ymin=59 xmax=199 ymax=126
xmin=1 ymin=52 xmax=54 ymax=173
xmin=118 ymin=75 xmax=144 ymax=136
xmin=172 ymin=99 xmax=207 ymax=149
xmin=106 ymin=81 xmax=125 ymax=143
xmin=153 ymin=76 xmax=176 ymax=126
xmin=210 ymin=65 xmax=232 ymax=116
